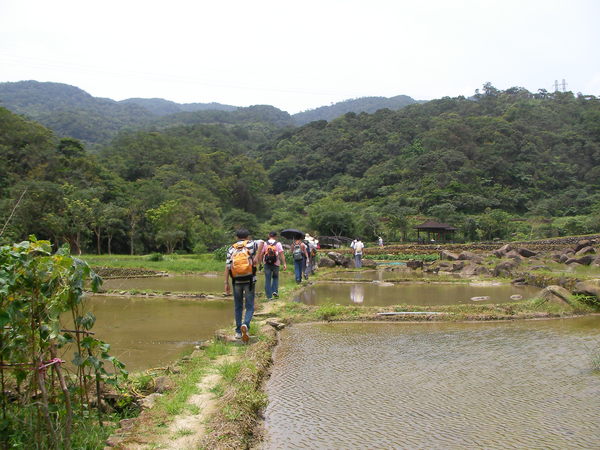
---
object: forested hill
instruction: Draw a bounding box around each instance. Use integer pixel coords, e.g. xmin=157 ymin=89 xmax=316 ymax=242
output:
xmin=292 ymin=95 xmax=421 ymax=125
xmin=119 ymin=98 xmax=237 ymax=116
xmin=0 ymin=81 xmax=269 ymax=145
xmin=0 ymin=81 xmax=156 ymax=144
xmin=0 ymin=81 xmax=420 ymax=145
xmin=1 ymin=85 xmax=599 ymax=255
xmin=261 ymin=86 xmax=600 ymax=222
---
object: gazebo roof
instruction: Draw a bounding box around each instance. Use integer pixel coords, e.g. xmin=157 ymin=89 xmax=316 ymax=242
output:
xmin=414 ymin=220 xmax=457 ymax=231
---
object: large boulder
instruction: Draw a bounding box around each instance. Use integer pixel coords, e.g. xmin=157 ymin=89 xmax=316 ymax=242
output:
xmin=435 ymin=261 xmax=454 ymax=272
xmin=342 ymin=257 xmax=355 ymax=268
xmin=567 ymin=255 xmax=595 ymax=266
xmin=458 ymin=251 xmax=484 ymax=263
xmin=440 ymin=250 xmax=459 ymax=261
xmin=451 ymin=261 xmax=467 ymax=272
xmin=517 ymin=247 xmax=537 ymax=258
xmin=575 ymin=246 xmax=596 ymax=256
xmin=559 ymin=252 xmax=574 ymax=263
xmin=592 ymin=256 xmax=600 ymax=267
xmin=539 ymin=285 xmax=572 ymax=305
xmin=493 ymin=259 xmax=520 ymax=277
xmin=573 ymin=279 xmax=600 ymax=298
xmin=493 ymin=244 xmax=514 ymax=258
xmin=406 ymin=259 xmax=424 ymax=270
xmin=318 ymin=257 xmax=336 ymax=268
xmin=460 ymin=263 xmax=490 ymax=276
xmin=505 ymin=250 xmax=522 ymax=262
xmin=574 ymin=240 xmax=594 ymax=252
xmin=362 ymin=259 xmax=377 ymax=268
xmin=326 ymin=252 xmax=345 ymax=265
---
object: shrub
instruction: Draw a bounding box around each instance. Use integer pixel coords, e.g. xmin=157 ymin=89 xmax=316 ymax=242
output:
xmin=315 ymin=303 xmax=346 ymax=320
xmin=147 ymin=252 xmax=164 ymax=261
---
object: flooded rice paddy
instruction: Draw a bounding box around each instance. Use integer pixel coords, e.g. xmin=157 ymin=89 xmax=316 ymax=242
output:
xmin=64 ymin=295 xmax=231 ymax=371
xmin=264 ymin=317 xmax=600 ymax=449
xmin=295 ymin=281 xmax=540 ymax=307
xmin=101 ymin=273 xmax=248 ymax=294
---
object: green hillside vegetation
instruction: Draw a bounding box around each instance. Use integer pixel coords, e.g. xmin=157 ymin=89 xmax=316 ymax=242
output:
xmin=1 ymin=81 xmax=421 ymax=146
xmin=120 ymin=97 xmax=237 ymax=116
xmin=0 ymin=81 xmax=155 ymax=145
xmin=1 ymin=84 xmax=599 ymax=255
xmin=292 ymin=94 xmax=420 ymax=125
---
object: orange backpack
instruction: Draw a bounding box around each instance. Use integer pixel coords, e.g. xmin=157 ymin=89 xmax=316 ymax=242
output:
xmin=230 ymin=241 xmax=253 ymax=278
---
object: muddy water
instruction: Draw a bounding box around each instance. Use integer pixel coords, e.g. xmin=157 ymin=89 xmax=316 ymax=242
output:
xmin=321 ymin=269 xmax=441 ymax=281
xmin=264 ymin=317 xmax=600 ymax=449
xmin=295 ymin=282 xmax=541 ymax=306
xmin=62 ymin=295 xmax=232 ymax=371
xmin=101 ymin=273 xmax=270 ymax=294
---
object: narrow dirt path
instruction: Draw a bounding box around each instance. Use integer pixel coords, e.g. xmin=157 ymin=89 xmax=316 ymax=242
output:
xmin=156 ymin=356 xmax=234 ymax=449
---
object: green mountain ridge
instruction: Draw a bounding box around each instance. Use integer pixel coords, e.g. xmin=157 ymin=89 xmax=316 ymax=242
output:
xmin=1 ymin=83 xmax=599 ymax=255
xmin=0 ymin=80 xmax=420 ymax=145
xmin=292 ymin=94 xmax=422 ymax=125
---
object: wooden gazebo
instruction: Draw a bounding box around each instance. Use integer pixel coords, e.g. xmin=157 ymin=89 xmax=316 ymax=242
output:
xmin=414 ymin=221 xmax=457 ymax=243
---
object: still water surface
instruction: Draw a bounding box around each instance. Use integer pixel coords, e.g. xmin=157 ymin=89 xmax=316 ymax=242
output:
xmin=264 ymin=317 xmax=600 ymax=449
xmin=62 ymin=295 xmax=232 ymax=371
xmin=102 ymin=273 xmax=267 ymax=294
xmin=295 ymin=281 xmax=540 ymax=306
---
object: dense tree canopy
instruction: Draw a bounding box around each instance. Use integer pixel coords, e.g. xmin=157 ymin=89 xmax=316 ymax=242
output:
xmin=1 ymin=85 xmax=599 ymax=254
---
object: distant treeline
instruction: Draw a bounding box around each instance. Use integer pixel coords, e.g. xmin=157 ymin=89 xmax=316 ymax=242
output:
xmin=1 ymin=83 xmax=599 ymax=254
xmin=0 ymin=81 xmax=420 ymax=145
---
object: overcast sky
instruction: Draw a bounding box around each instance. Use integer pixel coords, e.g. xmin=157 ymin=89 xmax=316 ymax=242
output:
xmin=1 ymin=0 xmax=599 ymax=114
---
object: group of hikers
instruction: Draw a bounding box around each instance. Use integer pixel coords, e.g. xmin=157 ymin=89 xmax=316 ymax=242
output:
xmin=223 ymin=229 xmax=380 ymax=341
xmin=223 ymin=229 xmax=318 ymax=342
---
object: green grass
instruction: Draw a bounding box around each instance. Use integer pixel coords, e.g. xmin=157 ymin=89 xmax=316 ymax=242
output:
xmin=172 ymin=428 xmax=194 ymax=439
xmin=367 ymin=253 xmax=439 ymax=261
xmin=204 ymin=341 xmax=230 ymax=359
xmin=217 ymin=361 xmax=244 ymax=382
xmin=314 ymin=302 xmax=348 ymax=320
xmin=592 ymin=348 xmax=600 ymax=372
xmin=80 ymin=253 xmax=224 ymax=273
xmin=6 ymin=405 xmax=119 ymax=449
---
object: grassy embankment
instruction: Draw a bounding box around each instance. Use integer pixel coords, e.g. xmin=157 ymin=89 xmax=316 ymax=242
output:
xmin=81 ymin=253 xmax=224 ymax=273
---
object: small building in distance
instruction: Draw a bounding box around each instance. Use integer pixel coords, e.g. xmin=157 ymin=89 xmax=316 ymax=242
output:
xmin=414 ymin=220 xmax=457 ymax=243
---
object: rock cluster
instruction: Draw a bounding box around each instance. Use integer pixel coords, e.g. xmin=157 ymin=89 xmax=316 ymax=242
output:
xmin=320 ymin=252 xmax=377 ymax=268
xmin=549 ymin=239 xmax=600 ymax=267
xmin=402 ymin=239 xmax=600 ymax=303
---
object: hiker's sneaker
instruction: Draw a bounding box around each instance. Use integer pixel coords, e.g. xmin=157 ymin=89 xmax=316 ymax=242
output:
xmin=235 ymin=332 xmax=242 ymax=339
xmin=272 ymin=292 xmax=279 ymax=298
xmin=240 ymin=324 xmax=249 ymax=343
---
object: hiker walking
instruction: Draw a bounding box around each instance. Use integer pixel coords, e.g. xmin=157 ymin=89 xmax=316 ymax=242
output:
xmin=291 ymin=236 xmax=309 ymax=283
xmin=378 ymin=236 xmax=384 ymax=247
xmin=353 ymin=238 xmax=364 ymax=268
xmin=304 ymin=234 xmax=318 ymax=277
xmin=224 ymin=229 xmax=258 ymax=342
xmin=261 ymin=231 xmax=286 ymax=300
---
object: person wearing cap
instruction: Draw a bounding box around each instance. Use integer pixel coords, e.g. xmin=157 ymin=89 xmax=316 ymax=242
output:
xmin=260 ymin=231 xmax=286 ymax=300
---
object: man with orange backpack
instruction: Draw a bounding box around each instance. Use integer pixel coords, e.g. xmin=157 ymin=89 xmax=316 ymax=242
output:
xmin=260 ymin=231 xmax=287 ymax=300
xmin=224 ymin=229 xmax=258 ymax=342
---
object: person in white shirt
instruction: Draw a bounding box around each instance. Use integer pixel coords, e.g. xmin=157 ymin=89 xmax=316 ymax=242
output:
xmin=353 ymin=239 xmax=364 ymax=268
